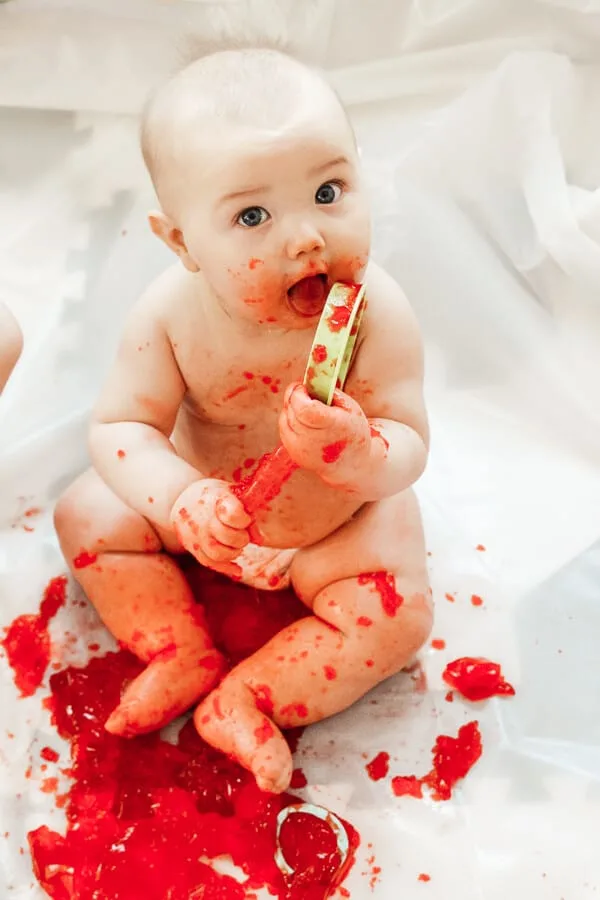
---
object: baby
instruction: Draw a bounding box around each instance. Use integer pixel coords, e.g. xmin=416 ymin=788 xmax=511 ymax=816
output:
xmin=54 ymin=48 xmax=432 ymax=794
xmin=0 ymin=303 xmax=23 ymax=393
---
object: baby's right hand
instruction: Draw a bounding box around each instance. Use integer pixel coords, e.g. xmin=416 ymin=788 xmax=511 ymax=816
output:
xmin=170 ymin=479 xmax=252 ymax=579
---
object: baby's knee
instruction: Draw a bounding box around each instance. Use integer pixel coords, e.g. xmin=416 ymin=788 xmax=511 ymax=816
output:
xmin=351 ymin=588 xmax=433 ymax=676
xmin=54 ymin=469 xmax=161 ymax=559
xmin=54 ymin=476 xmax=91 ymax=550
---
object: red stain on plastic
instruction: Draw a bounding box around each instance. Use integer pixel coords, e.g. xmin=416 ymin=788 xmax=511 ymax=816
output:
xmin=471 ymin=594 xmax=484 ymax=607
xmin=431 ymin=639 xmax=446 ymax=650
xmin=25 ymin=565 xmax=359 ymax=899
xmin=40 ymin=747 xmax=60 ymax=763
xmin=391 ymin=721 xmax=483 ymax=802
xmin=290 ymin=768 xmax=308 ymax=789
xmin=365 ymin=752 xmax=390 ymax=782
xmin=391 ymin=775 xmax=423 ymax=799
xmin=2 ymin=576 xmax=67 ymax=697
xmin=312 ymin=344 xmax=328 ymax=364
xmin=442 ymin=657 xmax=515 ymax=702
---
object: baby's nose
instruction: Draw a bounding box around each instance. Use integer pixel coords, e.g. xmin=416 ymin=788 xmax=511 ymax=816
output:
xmin=285 ymin=221 xmax=325 ymax=260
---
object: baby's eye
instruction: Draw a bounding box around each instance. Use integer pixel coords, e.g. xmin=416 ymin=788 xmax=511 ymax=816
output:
xmin=237 ymin=206 xmax=270 ymax=228
xmin=315 ymin=181 xmax=343 ymax=205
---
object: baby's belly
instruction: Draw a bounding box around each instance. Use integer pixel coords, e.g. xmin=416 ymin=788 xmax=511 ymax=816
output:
xmin=172 ymin=407 xmax=363 ymax=549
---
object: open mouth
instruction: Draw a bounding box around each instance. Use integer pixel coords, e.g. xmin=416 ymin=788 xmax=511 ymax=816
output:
xmin=287 ymin=274 xmax=328 ymax=318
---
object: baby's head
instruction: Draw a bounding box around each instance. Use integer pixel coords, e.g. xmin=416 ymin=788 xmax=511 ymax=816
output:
xmin=141 ymin=48 xmax=370 ymax=329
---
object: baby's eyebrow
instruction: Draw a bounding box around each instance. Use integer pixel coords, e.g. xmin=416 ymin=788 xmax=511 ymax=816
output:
xmin=218 ymin=186 xmax=268 ymax=207
xmin=309 ymin=155 xmax=350 ymax=175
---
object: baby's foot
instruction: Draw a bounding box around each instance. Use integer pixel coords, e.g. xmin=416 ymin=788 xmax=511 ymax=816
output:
xmin=106 ymin=646 xmax=225 ymax=736
xmin=194 ymin=678 xmax=293 ymax=793
xmin=235 ymin=545 xmax=297 ymax=591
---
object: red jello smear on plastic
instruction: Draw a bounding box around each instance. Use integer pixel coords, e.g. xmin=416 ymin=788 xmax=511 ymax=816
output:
xmin=442 ymin=657 xmax=516 ymax=702
xmin=2 ymin=576 xmax=67 ymax=697
xmin=365 ymin=752 xmax=390 ymax=782
xmin=391 ymin=721 xmax=483 ymax=802
xmin=26 ymin=565 xmax=359 ymax=899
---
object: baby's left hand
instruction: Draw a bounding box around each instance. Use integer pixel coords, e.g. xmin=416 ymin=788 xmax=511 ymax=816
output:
xmin=279 ymin=382 xmax=371 ymax=488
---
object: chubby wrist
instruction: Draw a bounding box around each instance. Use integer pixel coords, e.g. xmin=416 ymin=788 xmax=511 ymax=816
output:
xmin=319 ymin=431 xmax=385 ymax=497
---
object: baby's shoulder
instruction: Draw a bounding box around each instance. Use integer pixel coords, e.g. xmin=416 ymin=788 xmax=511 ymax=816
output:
xmin=362 ymin=262 xmax=421 ymax=345
xmin=135 ymin=264 xmax=198 ymax=320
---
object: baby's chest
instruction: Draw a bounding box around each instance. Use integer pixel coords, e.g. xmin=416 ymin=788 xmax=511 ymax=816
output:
xmin=180 ymin=355 xmax=304 ymax=425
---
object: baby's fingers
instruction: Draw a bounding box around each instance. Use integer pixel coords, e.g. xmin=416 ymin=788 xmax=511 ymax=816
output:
xmin=216 ymin=493 xmax=252 ymax=529
xmin=210 ymin=517 xmax=250 ymax=551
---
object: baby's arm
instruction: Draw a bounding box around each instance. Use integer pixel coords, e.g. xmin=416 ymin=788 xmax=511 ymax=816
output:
xmin=0 ymin=303 xmax=23 ymax=393
xmin=279 ymin=268 xmax=429 ymax=501
xmin=89 ymin=289 xmax=199 ymax=532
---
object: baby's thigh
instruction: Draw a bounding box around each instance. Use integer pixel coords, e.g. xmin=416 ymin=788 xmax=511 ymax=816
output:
xmin=290 ymin=488 xmax=429 ymax=604
xmin=54 ymin=467 xmax=182 ymax=556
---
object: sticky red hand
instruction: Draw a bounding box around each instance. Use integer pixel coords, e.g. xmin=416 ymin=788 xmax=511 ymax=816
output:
xmin=278 ymin=382 xmax=371 ymax=487
xmin=170 ymin=479 xmax=252 ymax=578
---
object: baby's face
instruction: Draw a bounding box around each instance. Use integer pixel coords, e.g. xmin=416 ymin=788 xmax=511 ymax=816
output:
xmin=173 ymin=112 xmax=370 ymax=329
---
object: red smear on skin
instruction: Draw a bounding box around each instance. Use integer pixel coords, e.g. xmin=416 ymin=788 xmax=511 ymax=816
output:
xmin=232 ymin=446 xmax=298 ymax=516
xmin=72 ymin=551 xmax=97 ymax=570
xmin=117 ymin=449 xmax=126 ymax=459
xmin=243 ymin=372 xmax=255 ymax=380
xmin=280 ymin=703 xmax=309 ymax=721
xmin=2 ymin=576 xmax=67 ymax=697
xmin=248 ymin=258 xmax=263 ymax=270
xmin=471 ymin=594 xmax=483 ymax=607
xmin=365 ymin=752 xmax=390 ymax=782
xmin=253 ymin=720 xmax=274 ymax=746
xmin=312 ymin=344 xmax=328 ymax=364
xmin=431 ymin=639 xmax=446 ymax=650
xmin=356 ymin=616 xmax=373 ymax=627
xmin=322 ymin=441 xmax=348 ymax=464
xmin=323 ymin=665 xmax=337 ymax=681
xmin=262 ymin=376 xmax=272 ymax=385
xmin=369 ymin=425 xmax=390 ymax=452
xmin=224 ymin=384 xmax=249 ymax=401
xmin=26 ymin=564 xmax=359 ymax=899
xmin=442 ymin=657 xmax=515 ymax=702
xmin=391 ymin=721 xmax=482 ymax=802
xmin=357 ymin=572 xmax=404 ymax=617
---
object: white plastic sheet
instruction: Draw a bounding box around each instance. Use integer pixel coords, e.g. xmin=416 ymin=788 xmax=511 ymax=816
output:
xmin=2 ymin=1 xmax=600 ymax=897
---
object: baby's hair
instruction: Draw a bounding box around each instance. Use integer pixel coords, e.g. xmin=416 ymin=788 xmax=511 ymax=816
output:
xmin=140 ymin=39 xmax=350 ymax=206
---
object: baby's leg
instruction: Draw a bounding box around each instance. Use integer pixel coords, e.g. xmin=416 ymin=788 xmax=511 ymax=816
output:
xmin=194 ymin=489 xmax=432 ymax=793
xmin=54 ymin=469 xmax=225 ymax=735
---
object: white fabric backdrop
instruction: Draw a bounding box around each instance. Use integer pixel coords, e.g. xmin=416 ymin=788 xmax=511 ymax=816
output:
xmin=1 ymin=1 xmax=600 ymax=897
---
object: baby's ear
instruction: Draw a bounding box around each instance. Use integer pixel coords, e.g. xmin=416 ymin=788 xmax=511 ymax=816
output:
xmin=148 ymin=211 xmax=199 ymax=273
